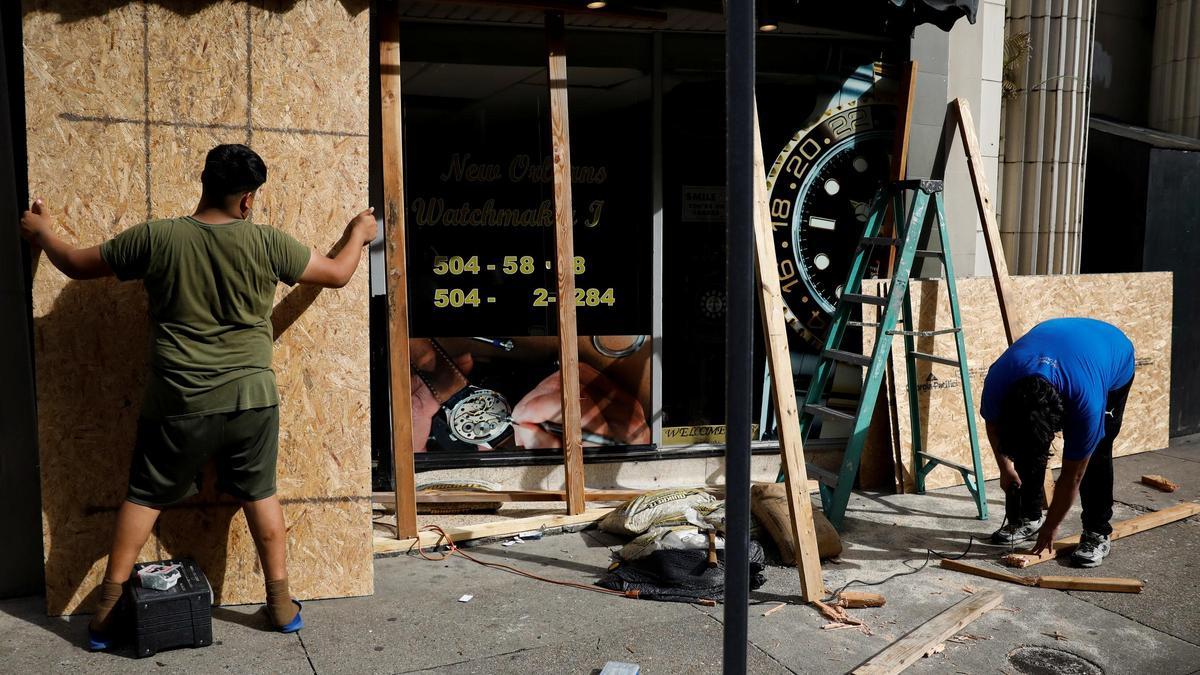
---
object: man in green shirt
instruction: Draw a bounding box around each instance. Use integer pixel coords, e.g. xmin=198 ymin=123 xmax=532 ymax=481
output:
xmin=20 ymin=144 xmax=376 ymax=648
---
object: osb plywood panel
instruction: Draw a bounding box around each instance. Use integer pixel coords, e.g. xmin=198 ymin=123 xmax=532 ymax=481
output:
xmin=24 ymin=0 xmax=372 ymax=615
xmin=861 ymin=273 xmax=1172 ymax=492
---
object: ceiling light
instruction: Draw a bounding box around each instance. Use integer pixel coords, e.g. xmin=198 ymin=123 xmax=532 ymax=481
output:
xmin=586 ymin=1 xmax=607 ymax=8
xmin=758 ymin=20 xmax=779 ymax=32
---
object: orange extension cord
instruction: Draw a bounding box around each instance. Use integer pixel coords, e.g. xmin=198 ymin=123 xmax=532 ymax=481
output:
xmin=414 ymin=524 xmax=642 ymax=600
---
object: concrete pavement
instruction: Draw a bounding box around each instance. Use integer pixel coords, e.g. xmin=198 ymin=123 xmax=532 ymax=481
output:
xmin=4 ymin=438 xmax=1200 ymax=674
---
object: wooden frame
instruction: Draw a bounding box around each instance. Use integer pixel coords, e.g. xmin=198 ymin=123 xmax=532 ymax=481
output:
xmin=376 ymin=10 xmax=617 ymax=537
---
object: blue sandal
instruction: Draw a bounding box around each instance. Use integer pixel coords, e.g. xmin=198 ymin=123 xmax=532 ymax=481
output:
xmin=87 ymin=628 xmax=115 ymax=651
xmin=277 ymin=599 xmax=303 ymax=633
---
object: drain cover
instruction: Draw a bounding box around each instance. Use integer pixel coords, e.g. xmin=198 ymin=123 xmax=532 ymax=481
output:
xmin=1008 ymin=646 xmax=1103 ymax=675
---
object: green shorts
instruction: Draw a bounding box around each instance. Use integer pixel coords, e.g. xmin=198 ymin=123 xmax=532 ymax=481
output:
xmin=127 ymin=406 xmax=280 ymax=507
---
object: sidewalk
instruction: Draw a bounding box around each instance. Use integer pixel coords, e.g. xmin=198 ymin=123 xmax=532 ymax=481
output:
xmin=4 ymin=436 xmax=1200 ymax=674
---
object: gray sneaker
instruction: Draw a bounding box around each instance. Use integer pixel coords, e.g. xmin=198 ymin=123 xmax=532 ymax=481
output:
xmin=1071 ymin=531 xmax=1111 ymax=568
xmin=990 ymin=515 xmax=1046 ymax=545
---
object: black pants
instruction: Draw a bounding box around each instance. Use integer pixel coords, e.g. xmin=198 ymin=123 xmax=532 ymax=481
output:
xmin=1005 ymin=376 xmax=1133 ymax=536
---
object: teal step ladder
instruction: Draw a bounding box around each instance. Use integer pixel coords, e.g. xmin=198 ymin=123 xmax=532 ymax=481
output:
xmin=797 ymin=178 xmax=988 ymax=529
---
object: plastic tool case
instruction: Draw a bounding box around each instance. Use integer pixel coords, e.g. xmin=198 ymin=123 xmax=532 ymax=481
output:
xmin=128 ymin=559 xmax=213 ymax=657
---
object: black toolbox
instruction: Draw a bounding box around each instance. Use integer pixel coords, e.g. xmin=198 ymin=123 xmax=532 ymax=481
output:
xmin=128 ymin=559 xmax=213 ymax=658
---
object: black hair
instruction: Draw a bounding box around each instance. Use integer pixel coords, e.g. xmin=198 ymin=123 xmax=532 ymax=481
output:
xmin=997 ymin=375 xmax=1064 ymax=467
xmin=200 ymin=144 xmax=267 ymax=198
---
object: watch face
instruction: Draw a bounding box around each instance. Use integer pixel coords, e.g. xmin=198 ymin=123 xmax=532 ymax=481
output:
xmin=766 ymin=102 xmax=896 ymax=341
xmin=447 ymin=389 xmax=512 ymax=445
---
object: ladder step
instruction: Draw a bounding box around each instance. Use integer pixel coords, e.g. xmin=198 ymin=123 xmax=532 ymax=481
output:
xmin=806 ymin=464 xmax=839 ymax=486
xmin=803 ymin=404 xmax=856 ymax=421
xmin=887 ymin=327 xmax=962 ymax=337
xmin=841 ymin=293 xmax=887 ymax=306
xmin=822 ymin=349 xmax=871 ymax=367
xmin=913 ymin=249 xmax=943 ymax=258
xmin=910 ymin=351 xmax=961 ymax=367
xmin=860 ymin=236 xmax=900 ymax=248
xmin=916 ymin=452 xmax=975 ymax=476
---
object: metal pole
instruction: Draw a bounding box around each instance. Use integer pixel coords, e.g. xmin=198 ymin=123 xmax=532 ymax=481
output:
xmin=724 ymin=0 xmax=754 ymax=672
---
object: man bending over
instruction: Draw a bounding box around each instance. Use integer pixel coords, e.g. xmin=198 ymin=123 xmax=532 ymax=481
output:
xmin=980 ymin=318 xmax=1135 ymax=567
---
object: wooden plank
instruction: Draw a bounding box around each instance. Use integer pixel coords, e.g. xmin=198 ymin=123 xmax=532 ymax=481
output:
xmin=1036 ymin=576 xmax=1144 ymax=593
xmin=380 ymin=15 xmax=419 ymax=539
xmin=372 ymin=508 xmax=616 ymax=555
xmin=852 ymin=589 xmax=1003 ymax=675
xmin=951 ymin=97 xmax=1054 ymax=508
xmin=1002 ymin=502 xmax=1200 ymax=568
xmin=752 ymin=102 xmax=825 ymax=602
xmin=940 ymin=559 xmax=1142 ymax=593
xmin=372 ymin=489 xmax=648 ymax=505
xmin=1141 ymin=474 xmax=1180 ymax=492
xmin=544 ymin=12 xmax=586 ymax=516
xmin=939 ymin=558 xmax=1036 ymax=586
xmin=952 ymin=98 xmax=1021 ymax=345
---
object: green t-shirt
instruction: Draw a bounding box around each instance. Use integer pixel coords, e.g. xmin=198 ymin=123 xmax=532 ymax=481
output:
xmin=100 ymin=216 xmax=312 ymax=420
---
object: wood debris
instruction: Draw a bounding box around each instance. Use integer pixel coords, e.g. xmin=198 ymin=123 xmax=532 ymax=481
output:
xmin=1141 ymin=475 xmax=1179 ymax=492
xmin=763 ymin=602 xmax=787 ymax=617
xmin=923 ymin=643 xmax=945 ymax=657
xmin=1042 ymin=631 xmax=1069 ymax=642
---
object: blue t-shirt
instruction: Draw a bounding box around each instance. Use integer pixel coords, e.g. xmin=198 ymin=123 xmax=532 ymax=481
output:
xmin=980 ymin=318 xmax=1134 ymax=461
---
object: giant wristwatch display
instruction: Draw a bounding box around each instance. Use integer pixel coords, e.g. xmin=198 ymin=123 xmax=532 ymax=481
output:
xmin=765 ymin=99 xmax=897 ymax=344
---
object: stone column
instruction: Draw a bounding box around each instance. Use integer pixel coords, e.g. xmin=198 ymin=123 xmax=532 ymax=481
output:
xmin=1150 ymin=0 xmax=1200 ymax=137
xmin=998 ymin=0 xmax=1098 ymax=275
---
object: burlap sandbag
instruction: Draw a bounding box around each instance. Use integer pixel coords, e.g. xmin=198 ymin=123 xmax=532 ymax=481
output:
xmin=750 ymin=482 xmax=842 ymax=561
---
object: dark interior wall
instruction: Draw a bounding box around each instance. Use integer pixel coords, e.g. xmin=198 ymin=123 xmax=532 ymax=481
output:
xmin=1145 ymin=149 xmax=1200 ymax=436
xmin=1080 ymin=131 xmax=1150 ymax=273
xmin=0 ymin=4 xmax=47 ymax=598
xmin=1091 ymin=0 xmax=1155 ymax=126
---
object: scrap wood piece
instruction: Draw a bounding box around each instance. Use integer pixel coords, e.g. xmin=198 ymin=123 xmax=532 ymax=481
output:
xmin=851 ymin=589 xmax=1002 ymax=675
xmin=814 ymin=599 xmax=863 ymax=626
xmin=763 ymin=602 xmax=787 ymax=617
xmin=1141 ymin=474 xmax=1179 ymax=492
xmin=940 ymin=559 xmax=1143 ymax=593
xmin=833 ymin=590 xmax=887 ymax=608
xmin=1002 ymin=502 xmax=1200 ymax=568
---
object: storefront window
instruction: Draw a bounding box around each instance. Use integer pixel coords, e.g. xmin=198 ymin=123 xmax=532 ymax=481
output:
xmin=400 ymin=24 xmax=653 ymax=466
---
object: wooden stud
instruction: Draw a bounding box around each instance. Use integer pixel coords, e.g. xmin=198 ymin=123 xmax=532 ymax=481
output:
xmin=545 ymin=12 xmax=586 ymax=516
xmin=372 ymin=508 xmax=616 ymax=554
xmin=951 ymin=98 xmax=1021 ymax=345
xmin=1035 ymin=576 xmax=1144 ymax=593
xmin=941 ymin=558 xmax=1143 ymax=593
xmin=1141 ymin=474 xmax=1179 ymax=492
xmin=752 ymin=102 xmax=825 ymax=602
xmin=372 ymin=489 xmax=649 ymax=505
xmin=852 ymin=589 xmax=1003 ymax=675
xmin=947 ymin=99 xmax=1053 ymax=507
xmin=1002 ymin=502 xmax=1200 ymax=568
xmin=380 ymin=15 xmax=418 ymax=540
xmin=939 ymin=558 xmax=1037 ymax=586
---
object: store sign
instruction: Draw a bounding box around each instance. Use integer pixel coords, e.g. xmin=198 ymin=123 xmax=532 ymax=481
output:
xmin=406 ymin=144 xmax=652 ymax=459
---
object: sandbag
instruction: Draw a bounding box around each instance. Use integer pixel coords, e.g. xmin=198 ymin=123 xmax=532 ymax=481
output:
xmin=750 ymin=482 xmax=842 ymax=561
xmin=597 ymin=544 xmax=767 ymax=603
xmin=600 ymin=488 xmax=718 ymax=536
xmin=618 ymin=525 xmax=725 ymax=562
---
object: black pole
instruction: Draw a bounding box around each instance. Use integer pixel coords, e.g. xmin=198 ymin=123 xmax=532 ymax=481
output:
xmin=724 ymin=0 xmax=754 ymax=673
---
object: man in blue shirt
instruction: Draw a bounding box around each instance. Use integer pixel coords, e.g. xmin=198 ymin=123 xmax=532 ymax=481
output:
xmin=980 ymin=318 xmax=1135 ymax=567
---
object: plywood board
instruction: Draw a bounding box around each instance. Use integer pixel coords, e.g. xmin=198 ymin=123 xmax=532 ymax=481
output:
xmin=862 ymin=273 xmax=1172 ymax=491
xmin=24 ymin=0 xmax=372 ymax=615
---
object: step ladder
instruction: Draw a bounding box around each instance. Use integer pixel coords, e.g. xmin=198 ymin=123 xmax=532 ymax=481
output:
xmin=798 ymin=179 xmax=988 ymax=529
